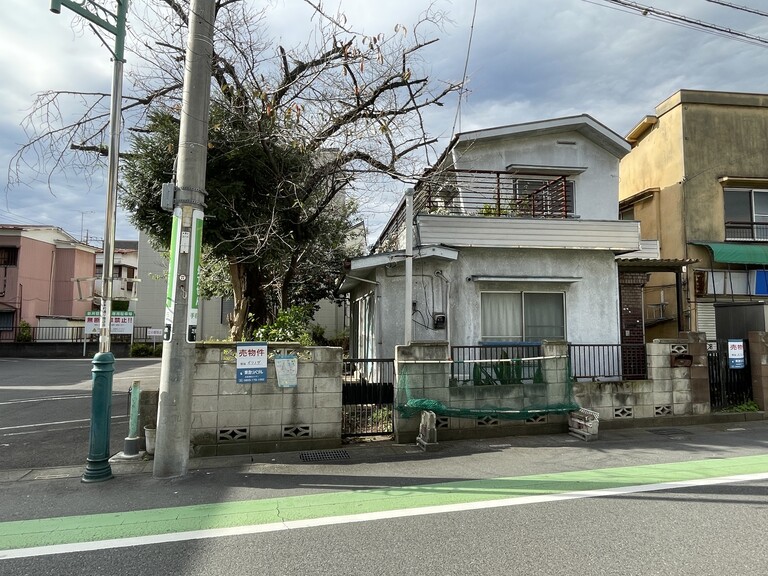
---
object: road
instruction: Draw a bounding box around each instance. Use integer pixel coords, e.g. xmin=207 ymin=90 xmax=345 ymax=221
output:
xmin=0 ymin=358 xmax=162 ymax=469
xmin=2 ymin=357 xmax=768 ymax=575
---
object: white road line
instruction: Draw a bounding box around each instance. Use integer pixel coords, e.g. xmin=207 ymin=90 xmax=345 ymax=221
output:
xmin=2 ymin=471 xmax=768 ymax=560
xmin=0 ymin=415 xmax=129 ymax=432
xmin=0 ymin=395 xmax=94 ymax=406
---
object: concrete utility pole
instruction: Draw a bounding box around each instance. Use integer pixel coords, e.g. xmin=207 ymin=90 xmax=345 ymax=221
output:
xmin=51 ymin=0 xmax=128 ymax=484
xmin=153 ymin=0 xmax=215 ymax=478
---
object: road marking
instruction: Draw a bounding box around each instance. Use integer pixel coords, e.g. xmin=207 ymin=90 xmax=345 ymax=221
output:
xmin=0 ymin=415 xmax=129 ymax=432
xmin=0 ymin=394 xmax=94 ymax=406
xmin=1 ymin=454 xmax=767 ymax=559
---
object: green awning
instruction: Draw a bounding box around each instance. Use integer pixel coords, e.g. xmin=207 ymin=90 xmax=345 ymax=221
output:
xmin=691 ymin=242 xmax=768 ymax=265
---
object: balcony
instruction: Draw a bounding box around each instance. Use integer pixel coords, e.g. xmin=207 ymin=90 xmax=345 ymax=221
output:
xmin=725 ymin=221 xmax=768 ymax=241
xmin=415 ymin=169 xmax=574 ymax=219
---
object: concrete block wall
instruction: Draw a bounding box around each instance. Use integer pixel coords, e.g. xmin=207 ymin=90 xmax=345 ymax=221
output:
xmin=189 ymin=344 xmax=343 ymax=456
xmin=573 ymin=334 xmax=710 ymax=422
xmin=394 ymin=340 xmax=571 ymax=443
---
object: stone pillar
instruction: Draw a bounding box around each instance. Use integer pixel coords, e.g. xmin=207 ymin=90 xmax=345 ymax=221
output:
xmin=682 ymin=332 xmax=710 ymax=414
xmin=747 ymin=331 xmax=768 ymax=411
xmin=541 ymin=340 xmax=570 ymax=407
xmin=394 ymin=341 xmax=450 ymax=443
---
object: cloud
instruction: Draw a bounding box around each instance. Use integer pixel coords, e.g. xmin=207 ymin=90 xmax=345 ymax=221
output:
xmin=3 ymin=0 xmax=768 ymax=244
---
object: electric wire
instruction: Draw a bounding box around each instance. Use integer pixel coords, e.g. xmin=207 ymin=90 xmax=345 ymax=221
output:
xmin=451 ymin=0 xmax=478 ymax=139
xmin=583 ymin=0 xmax=768 ymax=48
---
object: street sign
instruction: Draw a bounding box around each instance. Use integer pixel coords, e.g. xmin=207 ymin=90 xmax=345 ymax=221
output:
xmin=147 ymin=328 xmax=163 ymax=337
xmin=186 ymin=208 xmax=203 ymax=343
xmin=85 ymin=310 xmax=134 ymax=335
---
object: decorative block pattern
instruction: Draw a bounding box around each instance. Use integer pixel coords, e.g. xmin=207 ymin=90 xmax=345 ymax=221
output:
xmin=218 ymin=427 xmax=248 ymax=442
xmin=477 ymin=416 xmax=498 ymax=426
xmin=526 ymin=415 xmax=547 ymax=424
xmin=654 ymin=405 xmax=672 ymax=416
xmin=436 ymin=416 xmax=450 ymax=429
xmin=613 ymin=406 xmax=633 ymax=418
xmin=283 ymin=425 xmax=311 ymax=438
xmin=670 ymin=344 xmax=688 ymax=355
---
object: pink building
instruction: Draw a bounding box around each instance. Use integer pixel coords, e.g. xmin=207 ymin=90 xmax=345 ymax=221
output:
xmin=0 ymin=225 xmax=97 ymax=330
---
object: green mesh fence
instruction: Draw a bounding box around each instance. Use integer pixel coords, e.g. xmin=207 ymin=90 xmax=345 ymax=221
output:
xmin=396 ymin=354 xmax=579 ymax=420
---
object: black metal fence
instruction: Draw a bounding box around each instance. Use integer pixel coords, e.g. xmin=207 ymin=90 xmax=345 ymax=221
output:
xmin=451 ymin=343 xmax=543 ymax=384
xmin=708 ymin=348 xmax=753 ymax=410
xmin=342 ymin=358 xmax=395 ymax=437
xmin=569 ymin=343 xmax=648 ymax=381
xmin=0 ymin=325 xmax=153 ymax=343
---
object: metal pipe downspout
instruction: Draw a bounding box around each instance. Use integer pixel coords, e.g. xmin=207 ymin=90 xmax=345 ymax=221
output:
xmin=404 ymin=189 xmax=414 ymax=345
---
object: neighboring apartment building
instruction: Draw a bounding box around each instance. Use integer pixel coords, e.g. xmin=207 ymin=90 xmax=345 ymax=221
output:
xmin=619 ymin=89 xmax=768 ymax=342
xmin=340 ymin=115 xmax=641 ymax=360
xmin=0 ymin=225 xmax=97 ymax=330
xmin=95 ymin=240 xmax=139 ymax=309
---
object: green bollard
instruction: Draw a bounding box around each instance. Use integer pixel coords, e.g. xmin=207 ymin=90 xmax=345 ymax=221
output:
xmin=82 ymin=352 xmax=115 ymax=483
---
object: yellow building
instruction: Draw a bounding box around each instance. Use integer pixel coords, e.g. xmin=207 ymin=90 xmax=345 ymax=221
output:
xmin=620 ymin=90 xmax=768 ymax=342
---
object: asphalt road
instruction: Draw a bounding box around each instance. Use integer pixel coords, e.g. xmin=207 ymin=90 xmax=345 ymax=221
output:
xmin=0 ymin=358 xmax=162 ymax=469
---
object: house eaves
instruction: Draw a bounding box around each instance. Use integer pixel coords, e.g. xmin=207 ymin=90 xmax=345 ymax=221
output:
xmin=339 ymin=245 xmax=459 ymax=292
xmin=452 ymin=114 xmax=631 ymax=160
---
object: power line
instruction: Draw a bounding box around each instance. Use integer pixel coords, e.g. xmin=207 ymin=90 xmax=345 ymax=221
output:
xmin=451 ymin=0 xmax=478 ymax=139
xmin=705 ymin=0 xmax=768 ymax=19
xmin=585 ymin=0 xmax=768 ymax=48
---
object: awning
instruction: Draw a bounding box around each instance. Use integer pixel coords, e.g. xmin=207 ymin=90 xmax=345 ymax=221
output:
xmin=691 ymin=242 xmax=768 ymax=266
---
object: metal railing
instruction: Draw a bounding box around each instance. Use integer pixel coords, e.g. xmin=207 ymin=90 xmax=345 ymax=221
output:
xmin=342 ymin=358 xmax=395 ymax=436
xmin=725 ymin=221 xmax=768 ymax=241
xmin=451 ymin=343 xmax=543 ymax=384
xmin=0 ymin=325 xmax=153 ymax=343
xmin=373 ymin=168 xmax=576 ymax=253
xmin=569 ymin=343 xmax=647 ymax=381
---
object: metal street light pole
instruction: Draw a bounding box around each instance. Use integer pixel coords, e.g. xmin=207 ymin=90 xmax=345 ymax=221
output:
xmin=50 ymin=0 xmax=128 ymax=483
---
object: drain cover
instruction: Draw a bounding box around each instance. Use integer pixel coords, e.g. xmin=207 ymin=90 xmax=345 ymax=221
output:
xmin=299 ymin=449 xmax=350 ymax=462
xmin=648 ymin=428 xmax=692 ymax=436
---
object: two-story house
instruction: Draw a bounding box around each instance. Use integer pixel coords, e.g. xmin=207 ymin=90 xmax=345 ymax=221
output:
xmin=340 ymin=115 xmax=641 ymax=361
xmin=0 ymin=225 xmax=97 ymax=333
xmin=619 ymin=89 xmax=768 ymax=342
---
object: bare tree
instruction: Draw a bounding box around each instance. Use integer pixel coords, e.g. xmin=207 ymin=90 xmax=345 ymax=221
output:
xmin=11 ymin=0 xmax=461 ymax=338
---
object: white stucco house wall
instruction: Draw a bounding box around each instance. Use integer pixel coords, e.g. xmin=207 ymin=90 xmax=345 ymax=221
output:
xmin=340 ymin=115 xmax=640 ymax=359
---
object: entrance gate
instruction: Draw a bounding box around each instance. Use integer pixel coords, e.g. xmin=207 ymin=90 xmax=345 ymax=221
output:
xmin=707 ymin=342 xmax=753 ymax=411
xmin=342 ymin=358 xmax=394 ymax=437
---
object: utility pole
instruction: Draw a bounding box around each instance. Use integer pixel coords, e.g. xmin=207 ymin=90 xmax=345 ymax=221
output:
xmin=153 ymin=0 xmax=215 ymax=478
xmin=50 ymin=0 xmax=128 ymax=483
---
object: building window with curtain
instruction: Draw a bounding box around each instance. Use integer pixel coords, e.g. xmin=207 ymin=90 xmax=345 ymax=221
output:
xmin=724 ymin=187 xmax=768 ymax=240
xmin=480 ymin=291 xmax=565 ymax=342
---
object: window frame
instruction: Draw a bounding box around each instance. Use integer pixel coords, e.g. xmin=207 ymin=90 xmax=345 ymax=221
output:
xmin=480 ymin=290 xmax=566 ymax=343
xmin=724 ymin=187 xmax=768 ymax=240
xmin=0 ymin=246 xmax=19 ymax=267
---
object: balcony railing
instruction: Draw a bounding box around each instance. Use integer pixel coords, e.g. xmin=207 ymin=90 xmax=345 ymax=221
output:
xmin=725 ymin=221 xmax=768 ymax=241
xmin=416 ymin=169 xmax=574 ymax=218
xmin=374 ymin=168 xmax=576 ymax=253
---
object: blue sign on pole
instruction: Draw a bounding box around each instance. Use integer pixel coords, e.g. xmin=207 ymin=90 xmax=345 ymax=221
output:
xmin=236 ymin=342 xmax=268 ymax=383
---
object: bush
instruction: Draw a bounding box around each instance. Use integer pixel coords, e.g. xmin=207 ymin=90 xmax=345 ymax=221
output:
xmin=252 ymin=305 xmax=315 ymax=346
xmin=130 ymin=343 xmax=163 ymax=357
xmin=15 ymin=320 xmax=32 ymax=343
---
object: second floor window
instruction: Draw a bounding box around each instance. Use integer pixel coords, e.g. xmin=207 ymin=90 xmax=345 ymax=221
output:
xmin=724 ymin=187 xmax=768 ymax=240
xmin=0 ymin=247 xmax=18 ymax=266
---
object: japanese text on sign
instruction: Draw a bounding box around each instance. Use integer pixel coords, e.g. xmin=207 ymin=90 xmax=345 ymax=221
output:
xmin=236 ymin=342 xmax=268 ymax=383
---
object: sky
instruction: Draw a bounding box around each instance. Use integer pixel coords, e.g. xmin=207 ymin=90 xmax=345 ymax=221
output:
xmin=1 ymin=0 xmax=768 ymax=245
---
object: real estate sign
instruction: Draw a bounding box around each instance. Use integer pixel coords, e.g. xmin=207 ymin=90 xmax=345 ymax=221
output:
xmin=728 ymin=339 xmax=746 ymax=369
xmin=236 ymin=342 xmax=268 ymax=383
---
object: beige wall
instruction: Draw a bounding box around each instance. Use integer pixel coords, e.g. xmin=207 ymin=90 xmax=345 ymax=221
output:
xmin=620 ymin=91 xmax=768 ymax=339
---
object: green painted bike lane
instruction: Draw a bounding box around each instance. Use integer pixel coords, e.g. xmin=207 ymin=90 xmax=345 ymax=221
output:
xmin=2 ymin=454 xmax=768 ymax=552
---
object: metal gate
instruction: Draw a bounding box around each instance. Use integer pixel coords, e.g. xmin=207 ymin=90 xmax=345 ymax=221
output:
xmin=707 ymin=343 xmax=753 ymax=411
xmin=342 ymin=358 xmax=395 ymax=437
